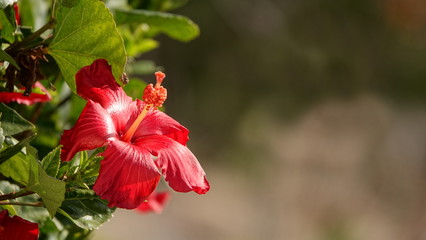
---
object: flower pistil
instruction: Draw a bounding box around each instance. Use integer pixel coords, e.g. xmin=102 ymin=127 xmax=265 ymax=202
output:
xmin=122 ymin=71 xmax=167 ymax=142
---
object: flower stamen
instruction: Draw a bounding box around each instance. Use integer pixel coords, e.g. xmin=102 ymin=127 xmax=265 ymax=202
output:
xmin=122 ymin=72 xmax=167 ymax=142
xmin=143 ymin=72 xmax=167 ymax=108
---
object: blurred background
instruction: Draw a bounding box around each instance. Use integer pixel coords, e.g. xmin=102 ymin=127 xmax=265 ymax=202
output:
xmin=94 ymin=0 xmax=426 ymax=239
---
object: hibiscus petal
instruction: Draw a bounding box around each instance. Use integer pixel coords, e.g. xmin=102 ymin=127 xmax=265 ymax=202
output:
xmin=137 ymin=135 xmax=210 ymax=194
xmin=136 ymin=191 xmax=170 ymax=214
xmin=0 ymin=82 xmax=52 ymax=105
xmin=60 ymin=100 xmax=116 ymax=161
xmin=75 ymin=59 xmax=138 ymax=136
xmin=0 ymin=210 xmax=39 ymax=240
xmin=132 ymin=100 xmax=189 ymax=145
xmin=93 ymin=140 xmax=161 ymax=209
xmin=75 ymin=59 xmax=132 ymax=114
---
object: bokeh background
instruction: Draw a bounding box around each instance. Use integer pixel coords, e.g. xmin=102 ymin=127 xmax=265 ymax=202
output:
xmin=94 ymin=0 xmax=426 ymax=239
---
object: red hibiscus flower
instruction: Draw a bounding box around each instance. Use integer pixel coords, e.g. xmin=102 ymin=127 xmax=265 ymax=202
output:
xmin=0 ymin=210 xmax=39 ymax=240
xmin=60 ymin=59 xmax=209 ymax=209
xmin=0 ymin=82 xmax=51 ymax=105
xmin=137 ymin=191 xmax=170 ymax=214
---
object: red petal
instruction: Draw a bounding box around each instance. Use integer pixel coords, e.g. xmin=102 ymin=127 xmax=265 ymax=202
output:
xmin=136 ymin=135 xmax=210 ymax=194
xmin=111 ymin=100 xmax=139 ymax=137
xmin=60 ymin=100 xmax=116 ymax=161
xmin=132 ymin=100 xmax=189 ymax=145
xmin=0 ymin=82 xmax=51 ymax=105
xmin=14 ymin=3 xmax=20 ymax=25
xmin=136 ymin=191 xmax=170 ymax=214
xmin=0 ymin=210 xmax=39 ymax=240
xmin=93 ymin=140 xmax=161 ymax=209
xmin=75 ymin=59 xmax=132 ymax=114
xmin=75 ymin=59 xmax=137 ymax=137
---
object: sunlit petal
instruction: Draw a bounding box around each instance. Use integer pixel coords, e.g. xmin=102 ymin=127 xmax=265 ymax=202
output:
xmin=132 ymin=100 xmax=189 ymax=145
xmin=93 ymin=140 xmax=162 ymax=209
xmin=75 ymin=59 xmax=132 ymax=115
xmin=136 ymin=135 xmax=210 ymax=194
xmin=60 ymin=100 xmax=116 ymax=161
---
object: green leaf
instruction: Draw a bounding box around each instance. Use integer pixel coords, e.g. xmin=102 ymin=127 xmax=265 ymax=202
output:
xmin=128 ymin=38 xmax=158 ymax=56
xmin=0 ymin=134 xmax=36 ymax=167
xmin=27 ymin=158 xmax=66 ymax=218
xmin=114 ymin=9 xmax=200 ymax=42
xmin=15 ymin=191 xmax=50 ymax=223
xmin=41 ymin=146 xmax=61 ymax=177
xmin=119 ymin=26 xmax=159 ymax=56
xmin=56 ymin=149 xmax=84 ymax=181
xmin=80 ymin=157 xmax=101 ymax=186
xmin=59 ymin=190 xmax=114 ymax=229
xmin=0 ymin=6 xmax=16 ymax=43
xmin=0 ymin=180 xmax=51 ymax=222
xmin=0 ymin=49 xmax=19 ymax=69
xmin=0 ymin=103 xmax=35 ymax=136
xmin=0 ymin=148 xmax=28 ymax=185
xmin=0 ymin=0 xmax=17 ymax=9
xmin=48 ymin=0 xmax=126 ymax=92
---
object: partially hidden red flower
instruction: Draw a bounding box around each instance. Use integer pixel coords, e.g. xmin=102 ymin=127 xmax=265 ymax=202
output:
xmin=13 ymin=3 xmax=20 ymax=26
xmin=137 ymin=191 xmax=170 ymax=214
xmin=0 ymin=82 xmax=51 ymax=105
xmin=0 ymin=210 xmax=39 ymax=240
xmin=60 ymin=59 xmax=210 ymax=209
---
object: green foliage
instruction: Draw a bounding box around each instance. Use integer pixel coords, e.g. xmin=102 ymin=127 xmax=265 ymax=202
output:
xmin=0 ymin=135 xmax=36 ymax=167
xmin=0 ymin=103 xmax=35 ymax=136
xmin=48 ymin=0 xmax=126 ymax=92
xmin=124 ymin=78 xmax=147 ymax=99
xmin=0 ymin=6 xmax=16 ymax=43
xmin=18 ymin=0 xmax=50 ymax=30
xmin=41 ymin=145 xmax=61 ymax=177
xmin=0 ymin=180 xmax=19 ymax=215
xmin=18 ymin=0 xmax=34 ymax=29
xmin=119 ymin=26 xmax=159 ymax=57
xmin=27 ymin=157 xmax=65 ymax=218
xmin=0 ymin=49 xmax=20 ymax=69
xmin=115 ymin=8 xmax=199 ymax=42
xmin=78 ymin=150 xmax=103 ymax=186
xmin=0 ymin=143 xmax=32 ymax=185
xmin=0 ymin=180 xmax=51 ymax=225
xmin=59 ymin=189 xmax=114 ymax=230
xmin=126 ymin=59 xmax=159 ymax=75
xmin=0 ymin=142 xmax=65 ymax=218
xmin=0 ymin=0 xmax=200 ymax=237
xmin=61 ymin=0 xmax=77 ymax=8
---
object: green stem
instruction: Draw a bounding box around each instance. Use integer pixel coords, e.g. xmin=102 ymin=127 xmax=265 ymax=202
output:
xmin=51 ymin=0 xmax=58 ymax=20
xmin=0 ymin=201 xmax=43 ymax=207
xmin=7 ymin=19 xmax=56 ymax=52
xmin=7 ymin=0 xmax=58 ymax=52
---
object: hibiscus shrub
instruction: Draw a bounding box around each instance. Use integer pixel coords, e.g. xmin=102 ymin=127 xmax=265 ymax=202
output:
xmin=0 ymin=0 xmax=209 ymax=239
